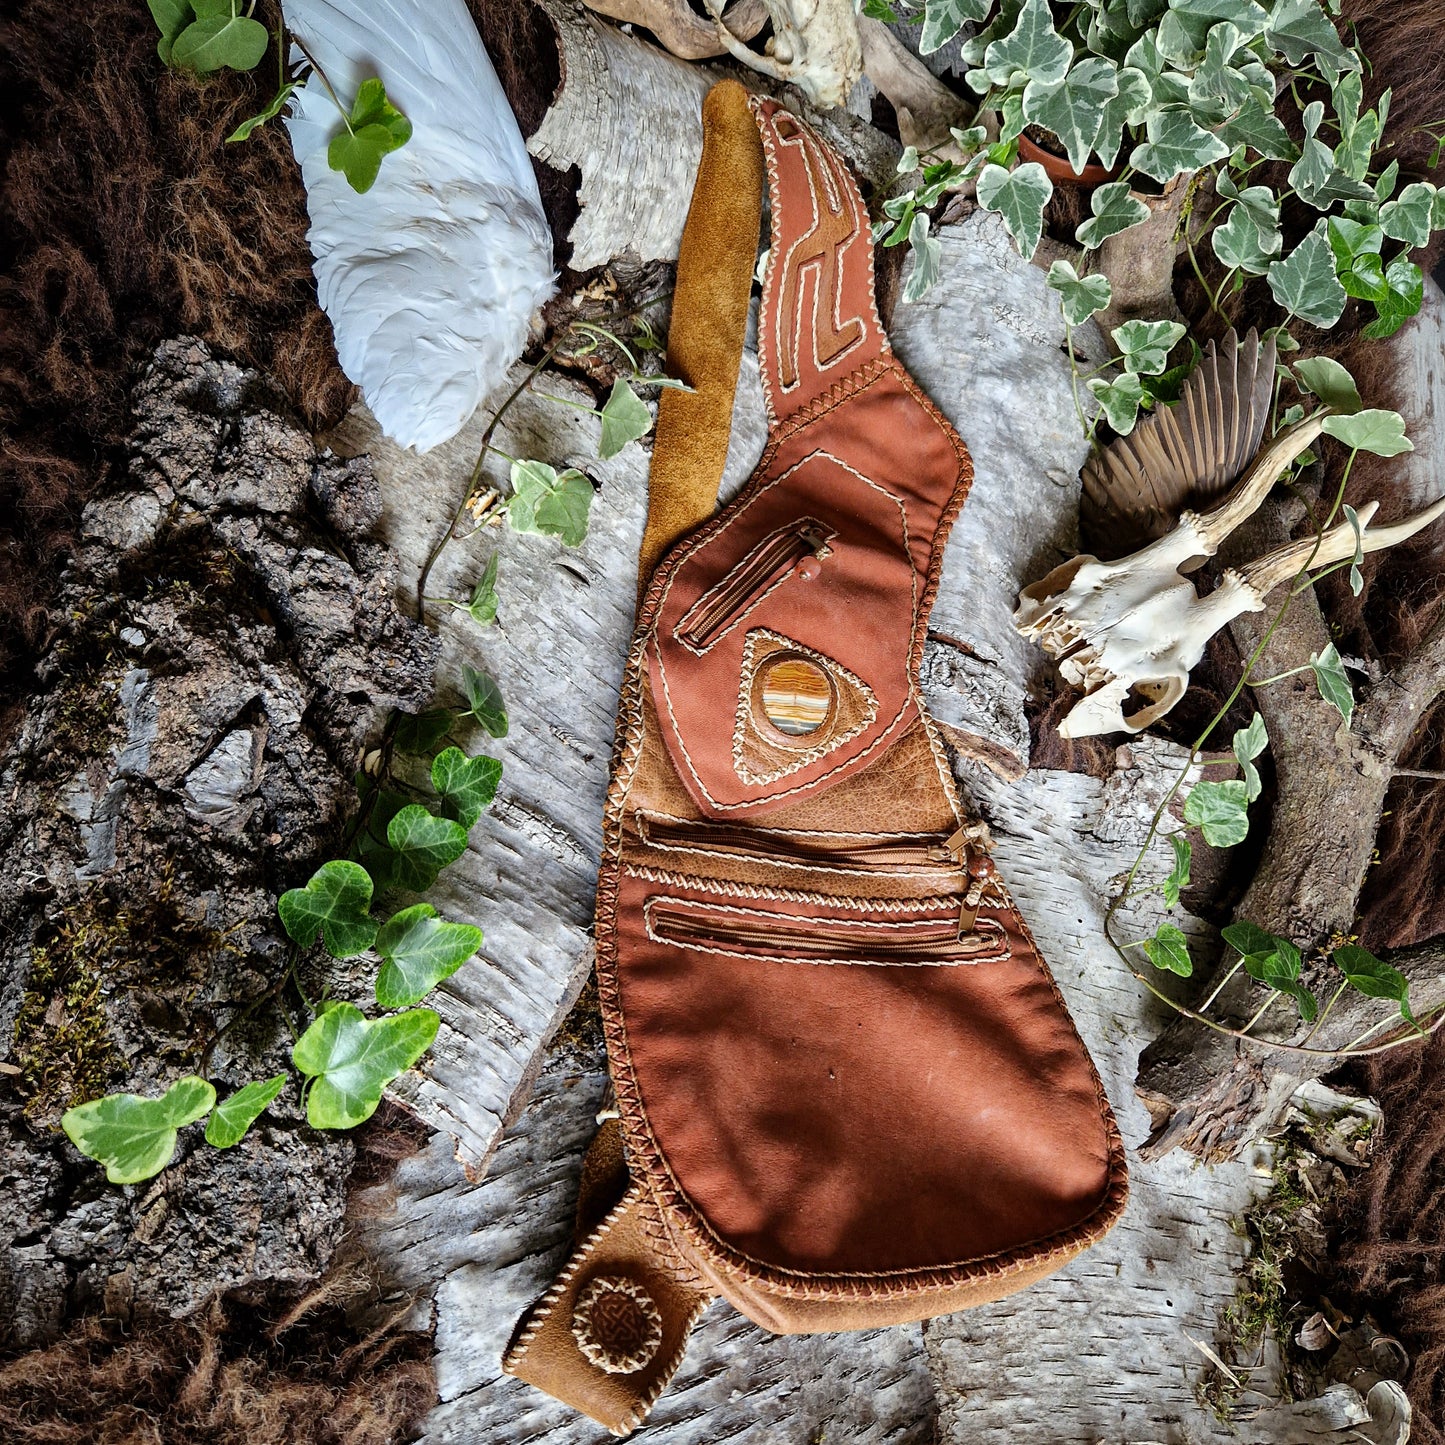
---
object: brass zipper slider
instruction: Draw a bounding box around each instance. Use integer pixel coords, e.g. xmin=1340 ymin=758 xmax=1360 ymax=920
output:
xmin=938 ymin=820 xmax=996 ymax=937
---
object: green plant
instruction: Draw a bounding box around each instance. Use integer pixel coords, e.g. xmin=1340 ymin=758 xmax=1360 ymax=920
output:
xmin=1101 ymin=354 xmax=1435 ymax=1057
xmin=889 ymin=0 xmax=1440 ymax=356
xmin=148 ymin=0 xmax=268 ymax=75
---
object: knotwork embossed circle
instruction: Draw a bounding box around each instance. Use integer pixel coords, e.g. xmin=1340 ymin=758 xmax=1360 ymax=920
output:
xmin=570 ymin=1274 xmax=664 ymax=1375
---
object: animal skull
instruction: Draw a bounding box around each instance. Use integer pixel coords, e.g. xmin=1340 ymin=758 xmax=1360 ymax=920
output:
xmin=702 ymin=0 xmax=864 ymax=109
xmin=1015 ymin=416 xmax=1445 ymax=737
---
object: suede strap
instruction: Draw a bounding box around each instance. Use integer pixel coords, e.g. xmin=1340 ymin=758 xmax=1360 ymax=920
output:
xmin=636 ymin=79 xmax=765 ymax=593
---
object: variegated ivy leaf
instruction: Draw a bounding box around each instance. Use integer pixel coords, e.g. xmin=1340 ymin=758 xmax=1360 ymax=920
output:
xmin=1183 ymin=779 xmax=1251 ymax=848
xmin=1047 ymin=260 xmax=1112 ymax=326
xmin=1187 ymin=21 xmax=1258 ymax=117
xmin=1162 ymin=833 xmax=1191 ymax=907
xmin=1075 ymin=179 xmax=1151 ymax=250
xmin=981 ymin=0 xmax=1072 ymax=88
xmin=902 ymin=213 xmax=943 ymax=303
xmin=1293 ymin=355 xmax=1362 ymax=413
xmin=961 ymin=0 xmax=1023 ymax=67
xmin=1168 ymin=0 xmax=1268 ymax=30
xmin=1267 ymin=222 xmax=1347 ymax=328
xmin=1087 ymin=373 xmax=1145 ymax=434
xmin=1212 ymin=204 xmax=1281 ymax=274
xmin=1220 ymin=96 xmax=1299 ymax=160
xmin=1216 ymin=170 xmax=1278 ymax=231
xmin=920 ymin=0 xmax=992 ymax=54
xmin=1232 ymin=713 xmax=1268 ymax=803
xmin=293 ymin=1002 xmax=439 ymax=1130
xmin=1379 ymin=182 xmax=1436 ymax=249
xmin=1022 ymin=58 xmax=1119 ymax=175
xmin=1130 ymin=109 xmax=1230 ymax=184
xmin=1321 ymin=408 xmax=1413 ymax=457
xmin=1084 ymin=0 xmax=1138 ymax=63
xmin=1342 ymin=502 xmax=1365 ymax=596
xmin=1111 ymin=318 xmax=1187 ymax=375
xmin=1307 ymin=641 xmax=1354 ymax=726
xmin=1265 ymin=0 xmax=1358 ymax=71
xmin=975 ymin=161 xmax=1053 ymax=260
xmin=1093 ymin=66 xmax=1152 ymax=169
xmin=1154 ymin=8 xmax=1207 ymax=66
xmin=63 ymin=1076 xmax=216 ymax=1184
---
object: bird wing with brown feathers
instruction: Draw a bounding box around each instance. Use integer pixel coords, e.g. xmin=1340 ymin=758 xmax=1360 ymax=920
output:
xmin=1081 ymin=328 xmax=1276 ymax=558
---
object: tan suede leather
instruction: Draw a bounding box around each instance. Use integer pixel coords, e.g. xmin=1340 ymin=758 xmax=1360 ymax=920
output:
xmin=505 ymin=83 xmax=1128 ymax=1433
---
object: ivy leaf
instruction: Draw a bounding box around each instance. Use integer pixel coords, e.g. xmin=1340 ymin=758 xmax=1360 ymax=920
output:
xmin=1075 ymin=179 xmax=1151 ymax=250
xmin=293 ymin=1002 xmax=439 ymax=1130
xmin=1143 ymin=922 xmax=1193 ymax=977
xmin=1222 ymin=920 xmax=1277 ymax=960
xmin=1093 ymin=66 xmax=1152 ymax=170
xmin=62 ymin=1077 xmax=216 ymax=1185
xmin=1232 ymin=712 xmax=1268 ymax=802
xmin=1308 ymin=641 xmax=1354 ymax=726
xmin=1360 ymin=257 xmax=1424 ymax=340
xmin=375 ymin=903 xmax=482 ymax=1009
xmin=1162 ymin=833 xmax=1192 ymax=908
xmin=1265 ymin=0 xmax=1357 ymax=70
xmin=1321 ymin=408 xmax=1413 ymax=457
xmin=1343 ymin=502 xmax=1365 ymax=596
xmin=903 ymin=212 xmax=944 ymax=303
xmin=1130 ymin=109 xmax=1230 ymax=184
xmin=507 ymin=460 xmax=594 ymax=546
xmin=982 ymin=0 xmax=1072 ymax=87
xmin=975 ymin=162 xmax=1053 ymax=260
xmin=393 ymin=708 xmax=453 ymax=755
xmin=170 ymin=9 xmax=269 ymax=75
xmin=920 ymin=0 xmax=992 ymax=53
xmin=385 ymin=805 xmax=469 ymax=892
xmin=1047 ymin=260 xmax=1112 ymax=326
xmin=1268 ymin=223 xmax=1347 ymax=328
xmin=465 ymin=554 xmax=499 ymax=627
xmin=1087 ymin=373 xmax=1145 ymax=434
xmin=460 ymin=662 xmax=508 ymax=738
xmin=1183 ymin=779 xmax=1251 ymax=847
xmin=278 ymin=860 xmax=377 ymax=958
xmin=1334 ymin=943 xmax=1417 ymax=1027
xmin=1219 ymin=97 xmax=1299 ymax=160
xmin=1293 ymin=355 xmax=1362 ymax=414
xmin=1022 ymin=59 xmax=1119 ymax=174
xmin=327 ymin=79 xmax=413 ymax=195
xmin=431 ymin=746 xmax=502 ymax=829
xmin=1380 ymin=182 xmax=1436 ymax=249
xmin=1188 ymin=21 xmax=1257 ymax=116
xmin=1111 ymin=318 xmax=1186 ymax=376
xmin=227 ymin=80 xmax=299 ymax=143
xmin=599 ymin=378 xmax=652 ymax=459
xmin=1212 ymin=203 xmax=1281 ymax=275
xmin=149 ymin=0 xmax=194 ymax=64
xmin=204 ymin=1074 xmax=287 ymax=1149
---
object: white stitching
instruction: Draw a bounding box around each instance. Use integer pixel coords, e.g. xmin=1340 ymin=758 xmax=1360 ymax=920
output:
xmin=731 ymin=628 xmax=878 ymax=785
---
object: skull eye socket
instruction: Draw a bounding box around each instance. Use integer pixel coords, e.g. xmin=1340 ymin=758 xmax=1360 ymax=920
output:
xmin=759 ymin=658 xmax=833 ymax=737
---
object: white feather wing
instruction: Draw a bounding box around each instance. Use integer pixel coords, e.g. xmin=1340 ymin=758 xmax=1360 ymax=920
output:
xmin=282 ymin=0 xmax=555 ymax=452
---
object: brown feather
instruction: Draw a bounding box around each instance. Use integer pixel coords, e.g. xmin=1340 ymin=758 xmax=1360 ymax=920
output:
xmin=1080 ymin=328 xmax=1277 ymax=557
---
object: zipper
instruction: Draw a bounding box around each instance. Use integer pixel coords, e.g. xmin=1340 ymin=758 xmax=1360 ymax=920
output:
xmin=636 ymin=815 xmax=961 ymax=877
xmin=676 ymin=520 xmax=836 ymax=651
xmin=647 ymin=901 xmax=1007 ymax=963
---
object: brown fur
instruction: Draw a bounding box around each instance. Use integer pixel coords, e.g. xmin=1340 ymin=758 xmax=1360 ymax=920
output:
xmin=0 ymin=0 xmax=352 ymax=706
xmin=0 ymin=1273 xmax=435 ymax=1445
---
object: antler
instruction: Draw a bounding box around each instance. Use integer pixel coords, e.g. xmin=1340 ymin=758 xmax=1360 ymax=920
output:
xmin=1190 ymin=413 xmax=1331 ymax=553
xmin=581 ymin=0 xmax=767 ymax=60
xmin=1239 ymin=496 xmax=1445 ymax=597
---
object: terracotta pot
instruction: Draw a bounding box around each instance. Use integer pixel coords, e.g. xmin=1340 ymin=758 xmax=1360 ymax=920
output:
xmin=1017 ymin=131 xmax=1122 ymax=188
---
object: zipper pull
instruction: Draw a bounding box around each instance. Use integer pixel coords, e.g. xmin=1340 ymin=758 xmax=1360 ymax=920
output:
xmin=795 ymin=525 xmax=833 ymax=582
xmin=937 ymin=820 xmax=996 ymax=936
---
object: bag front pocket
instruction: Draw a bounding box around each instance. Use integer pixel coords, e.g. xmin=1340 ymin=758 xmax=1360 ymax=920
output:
xmin=644 ymin=896 xmax=1010 ymax=967
xmin=673 ymin=519 xmax=836 ymax=653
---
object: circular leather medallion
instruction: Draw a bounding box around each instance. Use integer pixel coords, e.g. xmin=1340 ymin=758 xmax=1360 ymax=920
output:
xmin=570 ymin=1274 xmax=664 ymax=1375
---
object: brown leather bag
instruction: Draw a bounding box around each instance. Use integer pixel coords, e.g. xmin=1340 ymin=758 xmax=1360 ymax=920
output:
xmin=504 ymin=81 xmax=1128 ymax=1434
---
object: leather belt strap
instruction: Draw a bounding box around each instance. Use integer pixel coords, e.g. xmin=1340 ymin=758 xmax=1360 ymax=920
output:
xmin=636 ymin=79 xmax=764 ymax=591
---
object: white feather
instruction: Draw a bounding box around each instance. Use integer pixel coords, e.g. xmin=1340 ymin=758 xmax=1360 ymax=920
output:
xmin=281 ymin=0 xmax=555 ymax=452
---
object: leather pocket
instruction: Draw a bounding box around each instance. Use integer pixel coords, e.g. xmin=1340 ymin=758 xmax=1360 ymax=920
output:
xmin=635 ymin=814 xmax=963 ymax=881
xmin=643 ymin=896 xmax=1010 ymax=966
xmin=673 ymin=518 xmax=836 ymax=653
